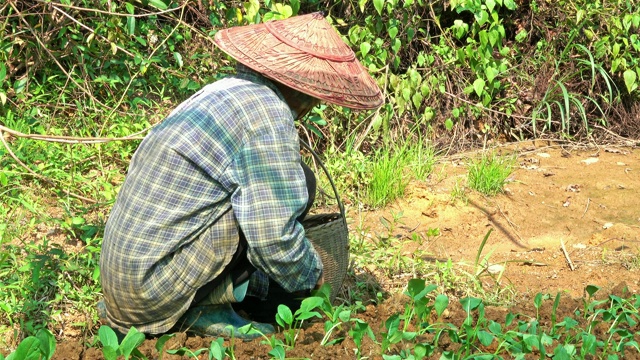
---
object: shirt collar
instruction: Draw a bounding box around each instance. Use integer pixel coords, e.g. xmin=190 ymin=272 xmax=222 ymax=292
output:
xmin=235 ymin=64 xmax=292 ymax=114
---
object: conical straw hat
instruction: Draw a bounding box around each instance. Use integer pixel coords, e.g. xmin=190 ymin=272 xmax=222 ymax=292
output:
xmin=214 ymin=12 xmax=384 ymax=110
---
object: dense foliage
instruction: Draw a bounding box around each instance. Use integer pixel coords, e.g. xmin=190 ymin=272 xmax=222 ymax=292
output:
xmin=1 ymin=0 xmax=640 ymax=354
xmin=1 ymin=0 xmax=640 ymax=147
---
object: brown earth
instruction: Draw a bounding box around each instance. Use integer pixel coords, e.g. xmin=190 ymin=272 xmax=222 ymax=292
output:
xmin=11 ymin=143 xmax=640 ymax=359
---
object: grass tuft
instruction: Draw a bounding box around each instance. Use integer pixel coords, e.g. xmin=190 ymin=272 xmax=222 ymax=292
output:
xmin=467 ymin=152 xmax=515 ymax=196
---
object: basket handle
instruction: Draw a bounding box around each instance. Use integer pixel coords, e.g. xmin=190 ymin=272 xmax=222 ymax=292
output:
xmin=300 ymin=140 xmax=346 ymax=218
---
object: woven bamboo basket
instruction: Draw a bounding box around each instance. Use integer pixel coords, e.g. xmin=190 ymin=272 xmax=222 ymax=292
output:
xmin=300 ymin=141 xmax=349 ymax=302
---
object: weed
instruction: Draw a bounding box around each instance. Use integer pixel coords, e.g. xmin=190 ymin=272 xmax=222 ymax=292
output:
xmin=450 ymin=178 xmax=469 ymax=204
xmin=467 ymin=152 xmax=516 ymax=196
xmin=367 ymin=146 xmax=410 ymax=208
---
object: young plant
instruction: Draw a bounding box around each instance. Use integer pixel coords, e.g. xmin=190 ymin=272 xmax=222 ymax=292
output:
xmin=349 ymin=319 xmax=375 ymax=360
xmin=98 ymin=326 xmax=146 ymax=360
xmin=275 ymin=296 xmax=324 ymax=348
xmin=467 ymin=152 xmax=515 ymax=196
xmin=3 ymin=329 xmax=56 ymax=360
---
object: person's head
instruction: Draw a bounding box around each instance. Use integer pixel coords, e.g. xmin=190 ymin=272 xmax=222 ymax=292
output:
xmin=213 ymin=12 xmax=383 ymax=111
xmin=274 ymin=82 xmax=321 ymax=120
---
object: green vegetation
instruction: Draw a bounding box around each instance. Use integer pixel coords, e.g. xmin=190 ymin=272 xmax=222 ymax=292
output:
xmin=2 ymin=0 xmax=640 ymax=357
xmin=467 ymin=152 xmax=515 ymax=196
xmin=4 ymin=282 xmax=640 ymax=359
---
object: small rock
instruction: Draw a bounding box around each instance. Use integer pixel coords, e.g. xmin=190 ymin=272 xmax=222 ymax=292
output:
xmin=487 ymin=264 xmax=505 ymax=274
xmin=617 ymin=162 xmax=626 ymax=166
xmin=566 ymin=184 xmax=581 ymax=192
xmin=603 ymin=222 xmax=613 ymax=229
xmin=581 ymin=157 xmax=599 ymax=165
xmin=537 ymin=153 xmax=551 ymax=158
xmin=573 ymin=243 xmax=587 ymax=249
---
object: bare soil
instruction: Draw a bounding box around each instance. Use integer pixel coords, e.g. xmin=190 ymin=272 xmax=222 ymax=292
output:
xmin=22 ymin=144 xmax=640 ymax=359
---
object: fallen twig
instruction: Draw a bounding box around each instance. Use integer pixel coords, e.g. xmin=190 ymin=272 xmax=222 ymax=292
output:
xmin=560 ymin=239 xmax=575 ymax=271
xmin=0 ymin=129 xmax=97 ymax=203
xmin=581 ymin=198 xmax=590 ymax=219
xmin=0 ymin=124 xmax=148 ymax=144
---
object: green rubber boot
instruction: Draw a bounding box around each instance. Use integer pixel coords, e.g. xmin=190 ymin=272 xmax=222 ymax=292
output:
xmin=177 ymin=303 xmax=275 ymax=340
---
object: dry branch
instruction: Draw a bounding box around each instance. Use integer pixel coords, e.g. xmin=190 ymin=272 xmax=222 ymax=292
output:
xmin=560 ymin=239 xmax=575 ymax=271
xmin=0 ymin=124 xmax=149 ymax=144
xmin=0 ymin=128 xmax=97 ymax=203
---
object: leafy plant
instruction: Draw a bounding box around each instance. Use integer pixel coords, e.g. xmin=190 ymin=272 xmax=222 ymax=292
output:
xmin=98 ymin=326 xmax=146 ymax=360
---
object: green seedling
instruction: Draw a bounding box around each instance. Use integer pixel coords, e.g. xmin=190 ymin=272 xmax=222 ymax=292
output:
xmin=154 ymin=334 xmax=175 ymax=360
xmin=207 ymin=337 xmax=228 ymax=360
xmin=98 ymin=326 xmax=146 ymax=360
xmin=275 ymin=296 xmax=323 ymax=348
xmin=3 ymin=329 xmax=56 ymax=360
xmin=349 ymin=319 xmax=375 ymax=360
xmin=275 ymin=305 xmax=296 ymax=347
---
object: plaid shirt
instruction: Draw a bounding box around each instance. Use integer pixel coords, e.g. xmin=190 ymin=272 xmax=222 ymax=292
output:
xmin=99 ymin=66 xmax=323 ymax=334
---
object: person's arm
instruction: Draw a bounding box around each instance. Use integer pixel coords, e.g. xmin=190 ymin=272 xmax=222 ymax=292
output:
xmin=230 ymin=130 xmax=323 ymax=293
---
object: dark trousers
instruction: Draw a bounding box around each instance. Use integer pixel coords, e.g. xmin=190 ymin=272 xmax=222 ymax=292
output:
xmin=192 ymin=162 xmax=316 ymax=323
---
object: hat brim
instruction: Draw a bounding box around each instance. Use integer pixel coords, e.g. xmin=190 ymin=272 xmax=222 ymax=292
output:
xmin=213 ymin=13 xmax=384 ymax=110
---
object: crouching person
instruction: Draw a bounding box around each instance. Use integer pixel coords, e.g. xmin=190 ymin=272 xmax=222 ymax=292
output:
xmin=99 ymin=12 xmax=383 ymax=339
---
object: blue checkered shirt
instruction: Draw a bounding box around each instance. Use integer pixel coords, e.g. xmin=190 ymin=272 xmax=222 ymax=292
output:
xmin=99 ymin=66 xmax=323 ymax=334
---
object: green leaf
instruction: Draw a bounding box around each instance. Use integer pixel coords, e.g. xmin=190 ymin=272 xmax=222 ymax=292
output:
xmin=503 ymin=0 xmax=516 ymax=10
xmin=173 ymin=52 xmax=183 ymax=68
xmin=488 ymin=29 xmax=499 ymax=47
xmin=276 ymin=305 xmax=294 ymax=327
xmin=488 ymin=320 xmax=501 ymax=335
xmin=0 ymin=171 xmax=7 ymax=186
xmin=36 ymin=329 xmax=56 ymax=360
xmin=401 ymin=87 xmax=411 ymax=101
xmin=0 ymin=63 xmax=6 ymax=85
xmin=414 ymin=344 xmax=427 ymax=358
xmin=127 ymin=17 xmax=135 ymax=36
xmin=623 ymin=69 xmax=637 ymax=93
xmin=373 ymin=0 xmax=384 ymax=15
xmin=7 ymin=337 xmax=41 ymax=360
xmin=473 ymin=78 xmax=485 ymax=97
xmin=98 ymin=326 xmax=119 ymax=349
xmin=358 ymin=0 xmax=368 ymax=12
xmin=388 ymin=26 xmax=398 ymax=39
xmin=125 ymin=2 xmax=134 ymax=14
xmin=148 ymin=0 xmax=168 ymax=10
xmin=119 ymin=327 xmax=146 ymax=360
xmin=360 ymin=42 xmax=371 ymax=57
xmin=553 ymin=344 xmax=572 ymax=360
xmin=460 ymin=297 xmax=482 ymax=313
xmin=13 ymin=78 xmax=27 ymax=94
xmin=485 ymin=66 xmax=498 ymax=83
xmin=268 ymin=345 xmax=285 ymax=360
xmin=475 ymin=10 xmax=489 ymax=26
xmin=155 ymin=333 xmax=175 ymax=357
xmin=208 ymin=338 xmax=226 ymax=360
xmin=391 ymin=38 xmax=401 ymax=54
xmin=485 ymin=0 xmax=496 ymax=12
xmin=412 ymin=92 xmax=423 ymax=109
xmin=515 ymin=29 xmax=528 ymax=42
xmin=445 ymin=118 xmax=454 ymax=130
xmin=534 ymin=293 xmax=543 ymax=310
xmin=290 ymin=0 xmax=300 ymax=15
xmin=477 ymin=330 xmax=494 ymax=346
xmin=434 ymin=294 xmax=449 ymax=317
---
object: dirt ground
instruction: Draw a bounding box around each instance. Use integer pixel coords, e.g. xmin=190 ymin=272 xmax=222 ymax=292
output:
xmin=34 ymin=144 xmax=640 ymax=358
xmin=362 ymin=142 xmax=640 ymax=299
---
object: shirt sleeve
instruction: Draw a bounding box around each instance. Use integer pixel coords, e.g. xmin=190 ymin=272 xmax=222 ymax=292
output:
xmin=230 ymin=130 xmax=323 ymax=293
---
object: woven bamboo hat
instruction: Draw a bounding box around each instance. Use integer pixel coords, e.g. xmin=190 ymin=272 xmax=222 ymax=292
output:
xmin=214 ymin=12 xmax=384 ymax=110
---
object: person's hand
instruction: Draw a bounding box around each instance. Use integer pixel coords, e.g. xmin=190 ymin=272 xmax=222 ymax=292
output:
xmin=313 ymin=273 xmax=324 ymax=291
